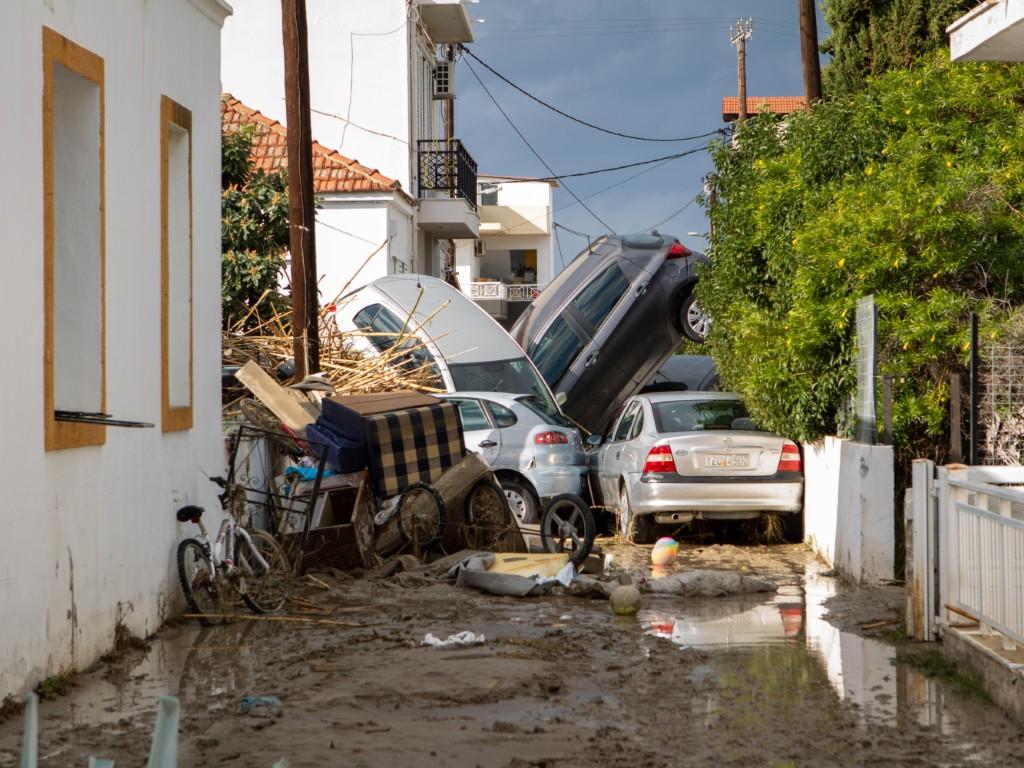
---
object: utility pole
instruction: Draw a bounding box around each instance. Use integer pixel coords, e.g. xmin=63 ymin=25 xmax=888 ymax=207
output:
xmin=798 ymin=0 xmax=822 ymax=102
xmin=281 ymin=0 xmax=319 ymax=379
xmin=730 ymin=19 xmax=753 ymax=123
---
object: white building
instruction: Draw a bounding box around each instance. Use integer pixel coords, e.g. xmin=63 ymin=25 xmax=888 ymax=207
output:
xmin=454 ymin=175 xmax=558 ymax=328
xmin=0 ymin=0 xmax=229 ymax=700
xmin=221 ymin=0 xmax=479 ymax=293
xmin=222 ymin=94 xmax=416 ymax=303
xmin=948 ymin=0 xmax=1024 ymax=61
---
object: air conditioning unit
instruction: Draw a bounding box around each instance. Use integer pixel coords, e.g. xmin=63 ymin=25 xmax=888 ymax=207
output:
xmin=434 ymin=61 xmax=455 ymax=99
xmin=474 ymin=240 xmax=487 ymax=257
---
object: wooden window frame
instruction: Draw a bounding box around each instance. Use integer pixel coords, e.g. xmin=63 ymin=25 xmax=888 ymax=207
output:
xmin=160 ymin=96 xmax=193 ymax=432
xmin=43 ymin=27 xmax=106 ymax=451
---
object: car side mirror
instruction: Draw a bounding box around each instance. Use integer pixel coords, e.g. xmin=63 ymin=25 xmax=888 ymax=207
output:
xmin=586 ymin=434 xmax=603 ymax=447
xmin=555 ymin=391 xmax=567 ymax=406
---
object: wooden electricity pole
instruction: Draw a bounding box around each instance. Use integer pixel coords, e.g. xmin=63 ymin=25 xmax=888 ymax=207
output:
xmin=730 ymin=19 xmax=753 ymax=123
xmin=281 ymin=0 xmax=319 ymax=378
xmin=798 ymin=0 xmax=823 ymax=102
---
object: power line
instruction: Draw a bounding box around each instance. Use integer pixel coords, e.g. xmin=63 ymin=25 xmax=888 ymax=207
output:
xmin=464 ymin=57 xmax=614 ymax=234
xmin=460 ymin=46 xmax=725 ymax=144
xmin=641 ymin=195 xmax=700 ymax=232
xmin=499 ymin=143 xmax=711 ymax=184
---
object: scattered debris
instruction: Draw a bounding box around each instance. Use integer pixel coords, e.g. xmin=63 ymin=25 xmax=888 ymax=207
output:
xmin=240 ymin=696 xmax=283 ymax=714
xmin=422 ymin=632 xmax=487 ymax=648
xmin=609 ymin=573 xmax=642 ymax=616
xmin=448 ymin=553 xmax=575 ymax=597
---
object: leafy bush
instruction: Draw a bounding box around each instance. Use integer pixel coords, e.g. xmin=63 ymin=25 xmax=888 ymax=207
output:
xmin=698 ymin=53 xmax=1024 ymax=459
xmin=221 ymin=126 xmax=290 ymax=329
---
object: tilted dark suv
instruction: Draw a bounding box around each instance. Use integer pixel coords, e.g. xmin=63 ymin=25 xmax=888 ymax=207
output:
xmin=511 ymin=232 xmax=709 ymax=434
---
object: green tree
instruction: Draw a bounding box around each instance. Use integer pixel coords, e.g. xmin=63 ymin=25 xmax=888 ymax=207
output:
xmin=221 ymin=126 xmax=290 ymax=329
xmin=821 ymin=0 xmax=974 ymax=97
xmin=699 ymin=53 xmax=1024 ymax=461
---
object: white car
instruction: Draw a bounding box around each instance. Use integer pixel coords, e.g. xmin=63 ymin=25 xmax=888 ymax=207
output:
xmin=442 ymin=392 xmax=586 ymax=524
xmin=336 ymin=276 xmax=561 ymax=414
xmin=590 ymin=391 xmax=803 ymax=543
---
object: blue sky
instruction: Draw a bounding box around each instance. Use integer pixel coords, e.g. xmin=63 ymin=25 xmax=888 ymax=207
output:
xmin=457 ymin=1 xmax=829 ymax=265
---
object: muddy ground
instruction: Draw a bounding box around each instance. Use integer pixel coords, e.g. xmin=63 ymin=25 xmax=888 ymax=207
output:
xmin=1 ymin=541 xmax=1021 ymax=767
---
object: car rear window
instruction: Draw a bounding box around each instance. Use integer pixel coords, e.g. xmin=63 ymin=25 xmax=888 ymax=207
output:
xmin=571 ymin=263 xmax=629 ymax=330
xmin=448 ymin=357 xmax=558 ymax=414
xmin=531 ymin=317 xmax=585 ymax=386
xmin=516 ymin=395 xmax=574 ymax=427
xmin=651 ymin=400 xmax=762 ymax=433
xmin=621 ymin=233 xmax=664 ymax=249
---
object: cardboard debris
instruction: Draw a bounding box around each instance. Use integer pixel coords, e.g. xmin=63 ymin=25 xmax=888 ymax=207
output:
xmin=487 ymin=553 xmax=569 ymax=579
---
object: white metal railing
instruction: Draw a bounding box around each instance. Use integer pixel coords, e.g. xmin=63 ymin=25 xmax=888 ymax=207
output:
xmin=945 ymin=471 xmax=1024 ymax=646
xmin=465 ymin=282 xmax=545 ymax=302
xmin=909 ymin=461 xmax=1024 ymax=646
xmin=467 ymin=282 xmax=504 ymax=300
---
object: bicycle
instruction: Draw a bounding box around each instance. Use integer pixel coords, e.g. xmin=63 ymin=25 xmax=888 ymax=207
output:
xmin=175 ymin=475 xmax=292 ymax=625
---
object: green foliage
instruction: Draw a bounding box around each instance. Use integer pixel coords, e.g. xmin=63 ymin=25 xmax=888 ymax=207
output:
xmin=221 ymin=126 xmax=290 ymax=329
xmin=892 ymin=648 xmax=990 ymax=700
xmin=821 ymin=0 xmax=974 ymax=97
xmin=699 ymin=53 xmax=1024 ymax=457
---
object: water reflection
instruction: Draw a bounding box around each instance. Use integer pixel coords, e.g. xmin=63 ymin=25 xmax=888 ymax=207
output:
xmin=640 ymin=565 xmax=996 ymax=736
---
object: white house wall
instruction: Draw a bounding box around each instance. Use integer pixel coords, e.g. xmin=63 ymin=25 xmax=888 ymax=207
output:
xmin=315 ymin=198 xmax=414 ymax=303
xmin=221 ymin=0 xmax=426 ymax=192
xmin=0 ymin=0 xmax=225 ymax=699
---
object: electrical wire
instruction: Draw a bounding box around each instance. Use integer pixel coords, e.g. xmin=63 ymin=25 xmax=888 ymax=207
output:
xmin=499 ymin=143 xmax=711 ymax=184
xmin=553 ymin=222 xmax=566 ymax=272
xmin=641 ymin=195 xmax=700 ymax=232
xmin=464 ymin=57 xmax=614 ymax=234
xmin=314 ymin=215 xmax=380 ymax=246
xmin=460 ymin=47 xmax=725 ymax=144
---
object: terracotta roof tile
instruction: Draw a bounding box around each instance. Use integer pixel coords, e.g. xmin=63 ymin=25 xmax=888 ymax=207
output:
xmin=722 ymin=96 xmax=808 ymax=121
xmin=221 ymin=93 xmax=411 ymax=201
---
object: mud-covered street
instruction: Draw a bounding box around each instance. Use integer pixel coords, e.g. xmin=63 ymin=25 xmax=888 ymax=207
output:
xmin=2 ymin=542 xmax=1021 ymax=767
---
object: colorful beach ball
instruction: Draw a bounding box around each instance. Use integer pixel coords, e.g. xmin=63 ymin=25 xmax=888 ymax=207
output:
xmin=651 ymin=537 xmax=679 ymax=566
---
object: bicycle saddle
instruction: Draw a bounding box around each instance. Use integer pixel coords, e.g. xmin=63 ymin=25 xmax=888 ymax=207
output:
xmin=176 ymin=505 xmax=204 ymax=523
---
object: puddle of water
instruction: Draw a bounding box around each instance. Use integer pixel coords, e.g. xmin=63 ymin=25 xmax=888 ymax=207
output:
xmin=637 ymin=563 xmax=1003 ymax=748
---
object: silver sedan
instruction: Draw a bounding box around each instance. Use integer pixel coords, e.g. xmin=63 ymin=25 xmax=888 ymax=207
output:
xmin=589 ymin=392 xmax=803 ymax=543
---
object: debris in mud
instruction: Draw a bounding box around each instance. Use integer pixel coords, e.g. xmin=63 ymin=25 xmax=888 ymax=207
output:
xmin=422 ymin=632 xmax=486 ymax=648
xmin=642 ymin=569 xmax=776 ymax=597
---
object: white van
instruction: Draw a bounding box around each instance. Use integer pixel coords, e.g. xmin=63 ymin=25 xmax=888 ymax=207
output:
xmin=336 ymin=275 xmax=561 ymax=413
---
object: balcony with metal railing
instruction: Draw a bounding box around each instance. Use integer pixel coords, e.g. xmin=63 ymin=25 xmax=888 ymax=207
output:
xmin=417 ymin=139 xmax=480 ymax=238
xmin=464 ymin=282 xmax=546 ymax=325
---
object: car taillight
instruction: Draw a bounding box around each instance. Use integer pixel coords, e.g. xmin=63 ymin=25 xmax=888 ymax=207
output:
xmin=666 ymin=240 xmax=691 ymax=259
xmin=643 ymin=443 xmax=675 ymax=474
xmin=534 ymin=431 xmax=569 ymax=445
xmin=778 ymin=441 xmax=801 ymax=472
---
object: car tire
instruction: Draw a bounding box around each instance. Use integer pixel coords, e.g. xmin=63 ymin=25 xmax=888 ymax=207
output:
xmin=501 ymin=478 xmax=539 ymax=525
xmin=679 ymin=292 xmax=710 ymax=344
xmin=782 ymin=512 xmax=803 ymax=543
xmin=619 ymin=484 xmax=654 ymax=545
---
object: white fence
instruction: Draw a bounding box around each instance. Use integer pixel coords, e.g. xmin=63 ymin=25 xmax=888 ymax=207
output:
xmin=466 ymin=282 xmax=545 ymax=302
xmin=909 ymin=461 xmax=1024 ymax=647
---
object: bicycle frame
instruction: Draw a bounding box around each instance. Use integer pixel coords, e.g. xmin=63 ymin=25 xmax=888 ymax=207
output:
xmin=189 ymin=515 xmax=270 ymax=578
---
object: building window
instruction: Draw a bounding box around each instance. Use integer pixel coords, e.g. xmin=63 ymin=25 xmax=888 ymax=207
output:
xmin=43 ymin=27 xmax=105 ymax=451
xmin=161 ymin=97 xmax=193 ymax=431
xmin=479 ymin=183 xmax=499 ymax=206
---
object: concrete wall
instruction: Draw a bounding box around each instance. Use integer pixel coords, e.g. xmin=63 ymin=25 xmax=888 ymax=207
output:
xmin=0 ymin=0 xmax=227 ymax=699
xmin=803 ymin=437 xmax=895 ymax=584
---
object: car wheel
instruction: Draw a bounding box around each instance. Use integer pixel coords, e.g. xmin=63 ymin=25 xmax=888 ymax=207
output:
xmin=620 ymin=484 xmax=654 ymax=544
xmin=679 ymin=292 xmax=710 ymax=343
xmin=501 ymin=479 xmax=539 ymax=525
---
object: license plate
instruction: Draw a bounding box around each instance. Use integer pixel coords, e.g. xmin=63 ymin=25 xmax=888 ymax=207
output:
xmin=705 ymin=454 xmax=750 ymax=468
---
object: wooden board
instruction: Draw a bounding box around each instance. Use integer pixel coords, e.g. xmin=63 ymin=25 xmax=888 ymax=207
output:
xmin=234 ymin=360 xmax=318 ymax=431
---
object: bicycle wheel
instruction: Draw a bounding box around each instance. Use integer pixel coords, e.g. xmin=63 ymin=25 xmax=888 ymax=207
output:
xmin=236 ymin=529 xmax=291 ymax=614
xmin=397 ymin=483 xmax=446 ymax=549
xmin=176 ymin=538 xmax=224 ymax=625
xmin=540 ymin=494 xmax=596 ymax=566
xmin=464 ymin=477 xmax=513 ymax=549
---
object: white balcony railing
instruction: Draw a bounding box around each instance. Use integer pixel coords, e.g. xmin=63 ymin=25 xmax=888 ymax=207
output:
xmin=466 ymin=282 xmax=545 ymax=302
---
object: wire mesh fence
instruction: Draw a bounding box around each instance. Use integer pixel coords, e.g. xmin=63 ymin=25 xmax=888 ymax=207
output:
xmin=979 ymin=342 xmax=1024 ymax=465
